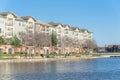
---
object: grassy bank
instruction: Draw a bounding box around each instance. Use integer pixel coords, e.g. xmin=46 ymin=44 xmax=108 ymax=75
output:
xmin=0 ymin=53 xmax=110 ymax=63
xmin=0 ymin=52 xmax=104 ymax=60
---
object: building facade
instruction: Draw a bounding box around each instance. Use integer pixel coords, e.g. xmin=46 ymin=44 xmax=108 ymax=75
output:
xmin=0 ymin=12 xmax=93 ymax=54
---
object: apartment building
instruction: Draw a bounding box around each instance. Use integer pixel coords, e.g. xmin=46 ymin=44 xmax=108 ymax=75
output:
xmin=49 ymin=22 xmax=93 ymax=53
xmin=0 ymin=12 xmax=93 ymax=54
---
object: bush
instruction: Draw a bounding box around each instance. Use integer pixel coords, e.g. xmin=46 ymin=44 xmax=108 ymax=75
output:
xmin=3 ymin=52 xmax=7 ymax=54
xmin=45 ymin=54 xmax=50 ymax=58
xmin=50 ymin=52 xmax=57 ymax=55
xmin=40 ymin=54 xmax=44 ymax=58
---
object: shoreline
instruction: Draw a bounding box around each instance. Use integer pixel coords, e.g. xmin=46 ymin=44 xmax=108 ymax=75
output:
xmin=0 ymin=56 xmax=110 ymax=63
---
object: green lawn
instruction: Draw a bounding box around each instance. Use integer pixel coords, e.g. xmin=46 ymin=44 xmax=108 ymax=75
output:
xmin=0 ymin=58 xmax=16 ymax=60
xmin=0 ymin=53 xmax=20 ymax=56
xmin=0 ymin=53 xmax=18 ymax=60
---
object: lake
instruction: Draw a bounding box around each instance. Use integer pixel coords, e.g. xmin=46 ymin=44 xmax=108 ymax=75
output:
xmin=0 ymin=58 xmax=120 ymax=80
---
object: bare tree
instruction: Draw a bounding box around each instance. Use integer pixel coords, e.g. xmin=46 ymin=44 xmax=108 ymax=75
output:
xmin=82 ymin=39 xmax=97 ymax=53
xmin=19 ymin=31 xmax=51 ymax=54
xmin=85 ymin=39 xmax=97 ymax=49
xmin=36 ymin=32 xmax=51 ymax=47
xmin=61 ymin=35 xmax=73 ymax=47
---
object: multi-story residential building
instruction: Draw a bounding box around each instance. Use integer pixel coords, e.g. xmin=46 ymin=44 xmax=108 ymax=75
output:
xmin=0 ymin=12 xmax=93 ymax=54
xmin=49 ymin=22 xmax=93 ymax=53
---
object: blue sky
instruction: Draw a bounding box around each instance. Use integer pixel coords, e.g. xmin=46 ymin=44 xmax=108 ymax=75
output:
xmin=0 ymin=0 xmax=120 ymax=47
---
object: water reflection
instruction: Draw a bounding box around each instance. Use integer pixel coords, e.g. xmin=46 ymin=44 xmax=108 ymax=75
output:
xmin=0 ymin=59 xmax=95 ymax=74
xmin=0 ymin=58 xmax=120 ymax=80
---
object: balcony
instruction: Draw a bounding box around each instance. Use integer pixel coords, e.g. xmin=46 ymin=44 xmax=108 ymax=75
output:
xmin=6 ymin=32 xmax=13 ymax=38
xmin=58 ymin=30 xmax=61 ymax=33
xmin=41 ymin=27 xmax=45 ymax=31
xmin=46 ymin=28 xmax=49 ymax=32
xmin=6 ymin=22 xmax=13 ymax=26
xmin=6 ymin=28 xmax=13 ymax=32
xmin=28 ymin=26 xmax=33 ymax=29
xmin=75 ymin=33 xmax=78 ymax=36
xmin=6 ymin=18 xmax=13 ymax=26
xmin=27 ymin=30 xmax=33 ymax=34
xmin=28 ymin=22 xmax=33 ymax=28
xmin=65 ymin=31 xmax=68 ymax=34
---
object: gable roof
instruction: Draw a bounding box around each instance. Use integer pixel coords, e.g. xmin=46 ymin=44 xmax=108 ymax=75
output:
xmin=49 ymin=22 xmax=71 ymax=28
xmin=49 ymin=22 xmax=81 ymax=31
xmin=0 ymin=12 xmax=17 ymax=18
xmin=48 ymin=22 xmax=61 ymax=26
xmin=36 ymin=20 xmax=51 ymax=27
xmin=71 ymin=27 xmax=80 ymax=31
xmin=21 ymin=16 xmax=36 ymax=21
xmin=80 ymin=29 xmax=93 ymax=33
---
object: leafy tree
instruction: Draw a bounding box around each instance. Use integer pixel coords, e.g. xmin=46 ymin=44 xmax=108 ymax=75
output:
xmin=11 ymin=35 xmax=21 ymax=47
xmin=0 ymin=36 xmax=6 ymax=45
xmin=51 ymin=31 xmax=57 ymax=47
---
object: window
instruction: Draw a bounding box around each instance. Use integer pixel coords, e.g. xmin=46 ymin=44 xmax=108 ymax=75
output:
xmin=88 ymin=36 xmax=92 ymax=38
xmin=19 ymin=32 xmax=25 ymax=35
xmin=37 ymin=24 xmax=42 ymax=27
xmin=42 ymin=27 xmax=45 ymax=31
xmin=28 ymin=30 xmax=33 ymax=33
xmin=19 ymin=22 xmax=22 ymax=26
xmin=22 ymin=22 xmax=26 ymax=26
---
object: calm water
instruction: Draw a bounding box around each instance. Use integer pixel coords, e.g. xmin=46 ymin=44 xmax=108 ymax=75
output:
xmin=0 ymin=58 xmax=120 ymax=80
